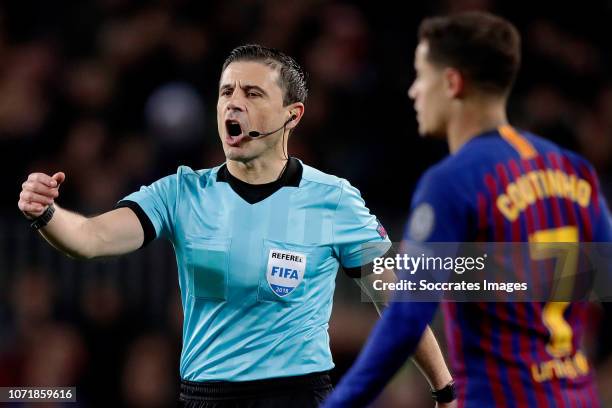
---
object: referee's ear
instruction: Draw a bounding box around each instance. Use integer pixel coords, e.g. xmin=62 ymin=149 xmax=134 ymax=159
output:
xmin=285 ymin=103 xmax=304 ymax=130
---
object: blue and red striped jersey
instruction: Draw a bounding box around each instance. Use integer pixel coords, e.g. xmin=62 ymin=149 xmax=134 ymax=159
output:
xmin=324 ymin=126 xmax=612 ymax=408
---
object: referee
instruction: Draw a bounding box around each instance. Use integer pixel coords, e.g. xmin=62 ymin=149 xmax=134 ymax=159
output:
xmin=18 ymin=44 xmax=452 ymax=407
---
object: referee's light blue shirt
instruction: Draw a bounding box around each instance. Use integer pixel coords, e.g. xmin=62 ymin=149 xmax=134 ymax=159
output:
xmin=118 ymin=159 xmax=390 ymax=381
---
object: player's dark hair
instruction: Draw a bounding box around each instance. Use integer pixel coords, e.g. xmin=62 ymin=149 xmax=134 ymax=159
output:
xmin=419 ymin=11 xmax=521 ymax=96
xmin=222 ymin=44 xmax=308 ymax=106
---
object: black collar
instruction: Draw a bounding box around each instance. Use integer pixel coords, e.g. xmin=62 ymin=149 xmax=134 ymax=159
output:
xmin=216 ymin=158 xmax=302 ymax=204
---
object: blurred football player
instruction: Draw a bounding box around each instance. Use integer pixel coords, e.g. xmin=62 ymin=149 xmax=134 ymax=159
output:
xmin=325 ymin=11 xmax=612 ymax=408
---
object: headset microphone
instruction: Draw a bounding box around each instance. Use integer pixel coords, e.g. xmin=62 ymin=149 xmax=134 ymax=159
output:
xmin=248 ymin=114 xmax=296 ymax=138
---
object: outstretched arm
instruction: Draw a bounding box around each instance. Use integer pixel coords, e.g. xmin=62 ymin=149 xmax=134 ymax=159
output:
xmin=18 ymin=172 xmax=144 ymax=259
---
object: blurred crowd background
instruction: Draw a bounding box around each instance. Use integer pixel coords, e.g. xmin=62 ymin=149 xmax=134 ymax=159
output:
xmin=1 ymin=0 xmax=612 ymax=406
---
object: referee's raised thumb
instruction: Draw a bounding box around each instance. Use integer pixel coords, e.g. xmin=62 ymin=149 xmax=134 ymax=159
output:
xmin=51 ymin=172 xmax=65 ymax=188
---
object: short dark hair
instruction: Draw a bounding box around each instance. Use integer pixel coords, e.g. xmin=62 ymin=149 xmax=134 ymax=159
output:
xmin=418 ymin=11 xmax=521 ymax=95
xmin=222 ymin=44 xmax=308 ymax=106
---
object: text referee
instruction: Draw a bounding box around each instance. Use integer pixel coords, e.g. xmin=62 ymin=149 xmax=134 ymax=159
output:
xmin=18 ymin=44 xmax=452 ymax=407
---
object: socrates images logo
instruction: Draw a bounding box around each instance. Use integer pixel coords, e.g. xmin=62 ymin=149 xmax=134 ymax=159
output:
xmin=266 ymin=249 xmax=306 ymax=297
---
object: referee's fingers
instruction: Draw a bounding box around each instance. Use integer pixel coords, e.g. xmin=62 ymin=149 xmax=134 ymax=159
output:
xmin=20 ymin=190 xmax=54 ymax=206
xmin=18 ymin=201 xmax=45 ymax=215
xmin=28 ymin=172 xmax=56 ymax=187
xmin=22 ymin=181 xmax=59 ymax=197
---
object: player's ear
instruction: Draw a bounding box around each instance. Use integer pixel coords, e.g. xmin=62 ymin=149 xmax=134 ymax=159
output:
xmin=444 ymin=68 xmax=464 ymax=99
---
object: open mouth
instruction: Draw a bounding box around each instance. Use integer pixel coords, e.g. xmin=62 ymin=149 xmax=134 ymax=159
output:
xmin=226 ymin=120 xmax=243 ymax=137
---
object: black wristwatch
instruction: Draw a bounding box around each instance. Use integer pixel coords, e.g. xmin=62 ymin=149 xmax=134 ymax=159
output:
xmin=431 ymin=380 xmax=456 ymax=403
xmin=30 ymin=204 xmax=55 ymax=230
